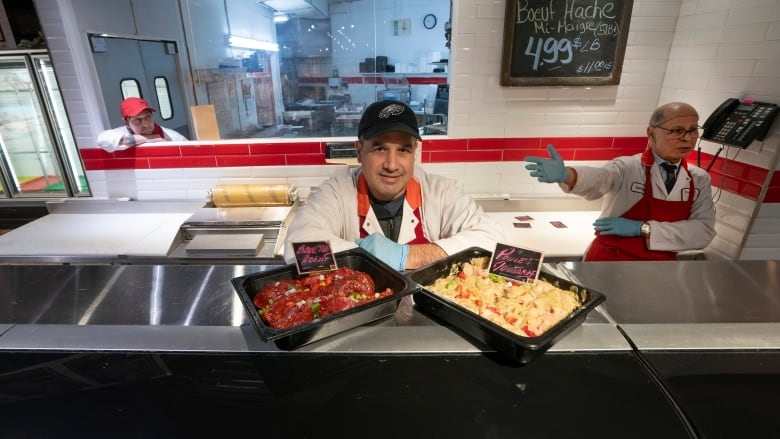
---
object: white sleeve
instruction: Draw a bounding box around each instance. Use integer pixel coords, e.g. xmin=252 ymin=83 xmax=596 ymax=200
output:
xmin=420 ymin=172 xmax=507 ymax=255
xmin=283 ymin=177 xmax=359 ymax=264
xmin=96 ymin=127 xmax=130 ymax=153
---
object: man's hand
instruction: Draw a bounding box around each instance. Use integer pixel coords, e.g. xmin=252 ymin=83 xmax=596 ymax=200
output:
xmin=356 ymin=233 xmax=409 ymax=271
xmin=525 ymin=144 xmax=567 ymax=183
xmin=593 ymin=217 xmax=642 ymax=237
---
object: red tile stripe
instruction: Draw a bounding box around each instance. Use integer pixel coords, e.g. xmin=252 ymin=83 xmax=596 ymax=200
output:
xmin=763 ymin=170 xmax=780 ymax=203
xmin=298 ymin=76 xmax=447 ymax=85
xmin=79 ymin=137 xmax=775 ymax=202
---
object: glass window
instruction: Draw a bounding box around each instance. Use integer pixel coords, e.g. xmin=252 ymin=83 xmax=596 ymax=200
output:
xmin=154 ymin=76 xmax=173 ymax=120
xmin=120 ymin=79 xmax=141 ymax=99
xmin=181 ymin=0 xmax=451 ymax=140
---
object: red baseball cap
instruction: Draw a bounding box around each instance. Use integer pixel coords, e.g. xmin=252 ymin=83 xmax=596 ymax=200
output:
xmin=120 ymin=97 xmax=156 ymax=118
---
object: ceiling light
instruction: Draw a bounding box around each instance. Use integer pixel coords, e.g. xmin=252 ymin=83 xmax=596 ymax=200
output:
xmin=228 ymin=35 xmax=279 ymax=52
xmin=274 ymin=12 xmax=289 ymax=23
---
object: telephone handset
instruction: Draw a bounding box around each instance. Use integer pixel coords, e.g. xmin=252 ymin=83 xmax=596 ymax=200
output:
xmin=701 ymin=98 xmax=779 ymax=148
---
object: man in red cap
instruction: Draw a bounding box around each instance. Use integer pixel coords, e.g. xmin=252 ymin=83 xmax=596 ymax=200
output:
xmin=96 ymin=97 xmax=187 ymax=152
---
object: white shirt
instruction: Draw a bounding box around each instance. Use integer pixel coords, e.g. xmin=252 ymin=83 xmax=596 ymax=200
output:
xmin=283 ymin=166 xmax=506 ymax=264
xmin=96 ymin=125 xmax=188 ymax=152
xmin=563 ymin=153 xmax=716 ymax=252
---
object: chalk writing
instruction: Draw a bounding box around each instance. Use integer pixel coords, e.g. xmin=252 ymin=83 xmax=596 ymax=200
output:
xmin=292 ymin=241 xmax=337 ymax=274
xmin=489 ymin=243 xmax=544 ymax=283
xmin=501 ymin=0 xmax=633 ymax=86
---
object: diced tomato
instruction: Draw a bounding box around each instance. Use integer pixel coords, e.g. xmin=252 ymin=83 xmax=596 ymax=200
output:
xmin=521 ymin=325 xmax=537 ymax=337
xmin=505 ymin=316 xmax=518 ymax=324
xmin=458 ymin=271 xmax=467 ymax=280
xmin=486 ymin=306 xmax=498 ymax=314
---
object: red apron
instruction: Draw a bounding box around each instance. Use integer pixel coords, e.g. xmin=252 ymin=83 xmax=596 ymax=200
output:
xmin=584 ymin=149 xmax=694 ymax=261
xmin=357 ymin=174 xmax=430 ymax=244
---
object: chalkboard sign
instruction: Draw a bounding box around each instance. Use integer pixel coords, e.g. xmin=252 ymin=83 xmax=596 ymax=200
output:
xmin=500 ymin=0 xmax=633 ymax=86
xmin=292 ymin=241 xmax=337 ymax=274
xmin=488 ymin=242 xmax=544 ymax=283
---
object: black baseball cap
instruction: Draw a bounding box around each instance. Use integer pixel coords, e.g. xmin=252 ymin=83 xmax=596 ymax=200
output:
xmin=358 ymin=100 xmax=421 ymax=140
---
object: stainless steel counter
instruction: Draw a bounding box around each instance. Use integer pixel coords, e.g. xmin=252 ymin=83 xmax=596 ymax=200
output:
xmin=0 ymin=262 xmax=620 ymax=353
xmin=2 ymin=260 xmax=779 ymax=438
xmin=1 ymin=260 xmax=779 ymax=354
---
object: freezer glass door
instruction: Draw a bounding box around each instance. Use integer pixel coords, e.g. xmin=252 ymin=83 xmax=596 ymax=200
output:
xmin=0 ymin=55 xmax=78 ymax=198
xmin=31 ymin=54 xmax=89 ymax=195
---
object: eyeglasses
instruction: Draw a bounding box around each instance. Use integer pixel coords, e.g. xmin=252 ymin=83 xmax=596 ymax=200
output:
xmin=652 ymin=125 xmax=702 ymax=139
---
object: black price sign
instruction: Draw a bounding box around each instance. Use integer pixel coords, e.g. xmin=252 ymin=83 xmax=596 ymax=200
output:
xmin=500 ymin=0 xmax=633 ymax=86
xmin=488 ymin=242 xmax=544 ymax=283
xmin=292 ymin=241 xmax=337 ymax=275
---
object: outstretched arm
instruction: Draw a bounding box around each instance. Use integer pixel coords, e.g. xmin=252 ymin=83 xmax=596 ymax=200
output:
xmin=525 ymin=144 xmax=578 ymax=187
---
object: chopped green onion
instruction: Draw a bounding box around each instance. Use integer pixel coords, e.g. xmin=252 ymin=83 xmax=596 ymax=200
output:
xmin=311 ymin=302 xmax=321 ymax=318
xmin=488 ymin=273 xmax=505 ymax=283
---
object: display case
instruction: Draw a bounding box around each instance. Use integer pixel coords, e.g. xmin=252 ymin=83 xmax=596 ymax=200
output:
xmin=0 ymin=52 xmax=87 ymax=198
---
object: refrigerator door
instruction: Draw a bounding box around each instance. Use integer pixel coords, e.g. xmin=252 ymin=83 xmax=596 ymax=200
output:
xmin=31 ymin=54 xmax=88 ymax=196
xmin=0 ymin=54 xmax=86 ymax=198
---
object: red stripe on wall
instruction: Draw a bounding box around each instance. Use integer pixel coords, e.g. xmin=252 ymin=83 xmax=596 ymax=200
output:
xmin=79 ymin=137 xmax=775 ymax=202
xmin=300 ymin=76 xmax=447 ymax=85
xmin=764 ymin=171 xmax=780 ymax=203
xmin=688 ymin=151 xmax=768 ymax=202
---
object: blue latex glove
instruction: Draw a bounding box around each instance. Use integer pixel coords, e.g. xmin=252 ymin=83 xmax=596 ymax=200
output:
xmin=524 ymin=144 xmax=567 ymax=183
xmin=356 ymin=233 xmax=409 ymax=271
xmin=593 ymin=217 xmax=642 ymax=237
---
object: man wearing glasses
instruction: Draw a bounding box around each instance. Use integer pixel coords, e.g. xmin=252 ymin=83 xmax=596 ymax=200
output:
xmin=524 ymin=102 xmax=716 ymax=261
xmin=96 ymin=97 xmax=187 ymax=152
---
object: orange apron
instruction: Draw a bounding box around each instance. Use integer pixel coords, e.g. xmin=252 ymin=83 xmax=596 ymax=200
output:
xmin=356 ymin=174 xmax=430 ymax=244
xmin=584 ymin=149 xmax=694 ymax=261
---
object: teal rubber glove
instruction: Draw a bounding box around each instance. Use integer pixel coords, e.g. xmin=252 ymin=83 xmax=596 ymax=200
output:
xmin=593 ymin=217 xmax=642 ymax=237
xmin=525 ymin=144 xmax=567 ymax=183
xmin=356 ymin=233 xmax=409 ymax=271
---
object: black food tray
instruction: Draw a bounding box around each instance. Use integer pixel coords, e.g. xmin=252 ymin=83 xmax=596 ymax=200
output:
xmin=408 ymin=247 xmax=606 ymax=364
xmin=232 ymin=248 xmax=417 ymax=350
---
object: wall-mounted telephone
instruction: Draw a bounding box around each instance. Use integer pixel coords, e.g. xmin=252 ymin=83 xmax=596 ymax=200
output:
xmin=701 ymin=98 xmax=779 ymax=148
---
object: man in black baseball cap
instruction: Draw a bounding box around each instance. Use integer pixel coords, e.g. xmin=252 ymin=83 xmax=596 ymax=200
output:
xmin=284 ymin=100 xmax=504 ymax=272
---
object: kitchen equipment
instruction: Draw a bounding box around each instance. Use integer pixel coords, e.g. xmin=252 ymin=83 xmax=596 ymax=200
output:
xmin=408 ymin=247 xmax=606 ymax=363
xmin=178 ymin=184 xmax=298 ymax=258
xmin=232 ymin=248 xmax=417 ymax=349
xmin=325 ymin=141 xmax=358 ymax=165
xmin=376 ymin=74 xmax=411 ymax=103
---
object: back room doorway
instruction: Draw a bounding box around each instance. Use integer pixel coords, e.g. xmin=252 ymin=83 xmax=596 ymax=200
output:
xmin=90 ymin=35 xmax=190 ymax=139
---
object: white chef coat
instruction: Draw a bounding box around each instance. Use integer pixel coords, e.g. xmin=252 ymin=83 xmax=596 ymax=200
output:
xmin=283 ymin=166 xmax=506 ymax=264
xmin=96 ymin=125 xmax=188 ymax=152
xmin=564 ymin=153 xmax=716 ymax=253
